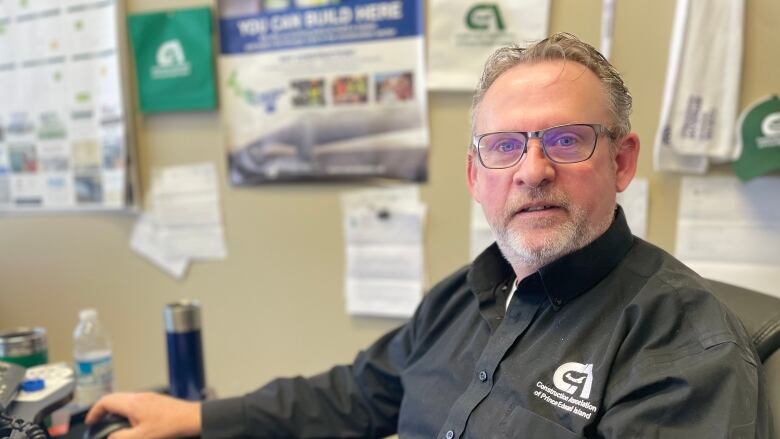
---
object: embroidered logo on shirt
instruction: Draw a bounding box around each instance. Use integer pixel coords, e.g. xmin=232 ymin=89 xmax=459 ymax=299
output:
xmin=553 ymin=362 xmax=593 ymax=398
xmin=533 ymin=362 xmax=598 ymax=420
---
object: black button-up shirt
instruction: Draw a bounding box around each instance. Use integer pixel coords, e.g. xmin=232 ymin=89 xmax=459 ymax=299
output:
xmin=203 ymin=208 xmax=772 ymax=438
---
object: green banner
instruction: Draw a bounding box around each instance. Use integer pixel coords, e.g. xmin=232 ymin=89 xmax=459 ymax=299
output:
xmin=128 ymin=7 xmax=216 ymax=112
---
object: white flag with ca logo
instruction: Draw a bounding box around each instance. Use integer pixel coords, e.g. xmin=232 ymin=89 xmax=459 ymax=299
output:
xmin=427 ymin=0 xmax=550 ymax=90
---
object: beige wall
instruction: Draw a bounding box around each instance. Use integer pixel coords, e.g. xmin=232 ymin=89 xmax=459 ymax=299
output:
xmin=1 ymin=0 xmax=778 ymax=400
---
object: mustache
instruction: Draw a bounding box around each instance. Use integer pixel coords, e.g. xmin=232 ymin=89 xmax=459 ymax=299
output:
xmin=503 ymin=186 xmax=570 ymax=216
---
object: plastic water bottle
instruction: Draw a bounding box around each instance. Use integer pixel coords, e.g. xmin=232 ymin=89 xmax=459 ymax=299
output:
xmin=73 ymin=308 xmax=114 ymax=408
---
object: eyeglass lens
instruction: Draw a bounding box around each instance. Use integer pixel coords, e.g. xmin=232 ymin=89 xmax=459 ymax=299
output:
xmin=478 ymin=124 xmax=597 ymax=168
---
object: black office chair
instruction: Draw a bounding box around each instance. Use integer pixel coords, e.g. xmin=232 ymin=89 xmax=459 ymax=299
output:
xmin=706 ymin=279 xmax=780 ymax=435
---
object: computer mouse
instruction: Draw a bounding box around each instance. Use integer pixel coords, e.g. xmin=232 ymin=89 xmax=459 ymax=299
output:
xmin=83 ymin=413 xmax=132 ymax=439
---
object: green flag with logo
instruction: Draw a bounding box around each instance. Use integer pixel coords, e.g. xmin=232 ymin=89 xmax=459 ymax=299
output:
xmin=128 ymin=7 xmax=216 ymax=112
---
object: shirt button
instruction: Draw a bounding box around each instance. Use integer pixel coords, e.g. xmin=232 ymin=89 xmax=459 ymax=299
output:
xmin=478 ymin=370 xmax=488 ymax=382
xmin=446 ymin=430 xmax=454 ymax=439
xmin=553 ymin=297 xmax=563 ymax=306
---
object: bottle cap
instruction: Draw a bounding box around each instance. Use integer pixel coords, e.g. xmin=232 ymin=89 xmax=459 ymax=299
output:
xmin=164 ymin=300 xmax=201 ymax=333
xmin=22 ymin=377 xmax=45 ymax=392
xmin=79 ymin=309 xmax=98 ymax=320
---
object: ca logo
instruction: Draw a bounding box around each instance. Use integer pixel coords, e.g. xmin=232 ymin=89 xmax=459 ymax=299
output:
xmin=761 ymin=113 xmax=780 ymax=137
xmin=552 ymin=362 xmax=593 ymax=399
xmin=465 ymin=4 xmax=505 ymax=31
xmin=156 ymin=40 xmax=186 ymax=67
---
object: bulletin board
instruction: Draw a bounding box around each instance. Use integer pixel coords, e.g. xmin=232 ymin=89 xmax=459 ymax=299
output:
xmin=0 ymin=0 xmax=138 ymax=212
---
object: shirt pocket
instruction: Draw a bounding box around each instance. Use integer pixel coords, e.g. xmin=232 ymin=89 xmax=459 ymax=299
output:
xmin=495 ymin=405 xmax=586 ymax=439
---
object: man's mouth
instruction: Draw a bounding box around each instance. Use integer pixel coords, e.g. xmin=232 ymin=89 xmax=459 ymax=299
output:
xmin=519 ymin=204 xmax=560 ymax=213
xmin=523 ymin=205 xmax=556 ymax=212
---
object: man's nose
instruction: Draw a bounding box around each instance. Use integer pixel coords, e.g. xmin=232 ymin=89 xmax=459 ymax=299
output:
xmin=513 ymin=139 xmax=555 ymax=187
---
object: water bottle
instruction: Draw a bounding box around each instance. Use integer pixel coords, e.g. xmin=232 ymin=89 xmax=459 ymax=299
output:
xmin=164 ymin=300 xmax=207 ymax=400
xmin=73 ymin=308 xmax=114 ymax=409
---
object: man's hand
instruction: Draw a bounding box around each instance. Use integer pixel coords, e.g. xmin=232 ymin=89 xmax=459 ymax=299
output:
xmin=85 ymin=392 xmax=202 ymax=439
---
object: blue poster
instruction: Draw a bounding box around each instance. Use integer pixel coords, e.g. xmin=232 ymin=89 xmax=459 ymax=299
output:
xmin=218 ymin=0 xmax=429 ymax=184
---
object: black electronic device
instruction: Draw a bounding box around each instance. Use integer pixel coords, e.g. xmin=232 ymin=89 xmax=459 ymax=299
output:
xmin=1 ymin=362 xmax=76 ymax=439
xmin=82 ymin=413 xmax=131 ymax=439
xmin=0 ymin=361 xmax=25 ymax=412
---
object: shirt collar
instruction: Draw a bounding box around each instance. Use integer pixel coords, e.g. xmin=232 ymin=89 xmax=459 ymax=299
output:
xmin=468 ymin=206 xmax=634 ymax=310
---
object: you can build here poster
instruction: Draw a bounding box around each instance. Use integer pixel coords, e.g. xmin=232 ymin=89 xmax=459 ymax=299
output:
xmin=217 ymin=0 xmax=429 ymax=184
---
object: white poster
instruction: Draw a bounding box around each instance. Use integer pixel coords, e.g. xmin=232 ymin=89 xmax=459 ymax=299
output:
xmin=427 ymin=0 xmax=550 ymax=91
xmin=218 ymin=0 xmax=429 ymax=184
xmin=0 ymin=0 xmax=129 ymax=211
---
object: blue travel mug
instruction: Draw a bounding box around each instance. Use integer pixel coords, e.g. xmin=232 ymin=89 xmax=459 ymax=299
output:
xmin=164 ymin=300 xmax=206 ymax=400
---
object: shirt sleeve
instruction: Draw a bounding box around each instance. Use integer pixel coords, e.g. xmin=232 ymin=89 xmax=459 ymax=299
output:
xmin=597 ymin=340 xmax=773 ymax=438
xmin=201 ymin=321 xmax=415 ymax=439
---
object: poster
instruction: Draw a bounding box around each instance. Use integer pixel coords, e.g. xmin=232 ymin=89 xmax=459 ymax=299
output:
xmin=427 ymin=0 xmax=550 ymax=91
xmin=0 ymin=0 xmax=130 ymax=211
xmin=217 ymin=0 xmax=429 ymax=184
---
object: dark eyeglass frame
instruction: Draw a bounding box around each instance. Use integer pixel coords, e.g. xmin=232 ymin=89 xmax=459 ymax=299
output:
xmin=472 ymin=123 xmax=618 ymax=169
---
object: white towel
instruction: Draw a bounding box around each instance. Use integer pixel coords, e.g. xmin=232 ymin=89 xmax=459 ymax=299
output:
xmin=654 ymin=0 xmax=744 ymax=172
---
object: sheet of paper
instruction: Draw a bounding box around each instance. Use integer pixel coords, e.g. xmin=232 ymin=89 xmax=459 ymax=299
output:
xmin=342 ymin=186 xmax=425 ymax=318
xmin=685 ymin=261 xmax=780 ymax=298
xmin=617 ymin=177 xmax=649 ymax=239
xmin=130 ymin=214 xmax=189 ymax=280
xmin=470 ymin=199 xmax=494 ymax=261
xmin=129 ymin=163 xmax=227 ymax=279
xmin=150 ymin=163 xmax=227 ymax=260
xmin=676 ymin=176 xmax=780 ymax=296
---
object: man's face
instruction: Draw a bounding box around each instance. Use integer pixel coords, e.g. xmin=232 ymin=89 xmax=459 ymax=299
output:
xmin=467 ymin=60 xmax=638 ymax=271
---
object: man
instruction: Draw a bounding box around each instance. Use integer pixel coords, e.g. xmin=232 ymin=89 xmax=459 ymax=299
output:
xmin=87 ymin=33 xmax=772 ymax=438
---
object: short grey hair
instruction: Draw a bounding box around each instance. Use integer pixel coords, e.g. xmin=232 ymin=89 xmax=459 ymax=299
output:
xmin=470 ymin=32 xmax=632 ymax=141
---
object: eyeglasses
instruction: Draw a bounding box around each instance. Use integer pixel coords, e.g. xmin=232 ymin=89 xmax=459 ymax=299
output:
xmin=472 ymin=123 xmax=616 ymax=169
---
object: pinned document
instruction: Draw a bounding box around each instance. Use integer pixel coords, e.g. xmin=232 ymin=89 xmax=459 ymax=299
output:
xmin=616 ymin=177 xmax=649 ymax=239
xmin=130 ymin=163 xmax=227 ymax=279
xmin=341 ymin=186 xmax=426 ymax=318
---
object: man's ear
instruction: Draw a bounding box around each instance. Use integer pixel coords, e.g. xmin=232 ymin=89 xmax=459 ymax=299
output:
xmin=614 ymin=132 xmax=640 ymax=193
xmin=467 ymin=150 xmax=481 ymax=201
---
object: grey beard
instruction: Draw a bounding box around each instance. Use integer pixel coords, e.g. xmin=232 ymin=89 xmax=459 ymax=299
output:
xmin=488 ymin=187 xmax=613 ymax=270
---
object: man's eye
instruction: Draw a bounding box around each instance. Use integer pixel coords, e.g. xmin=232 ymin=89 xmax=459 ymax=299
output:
xmin=495 ymin=140 xmax=521 ymax=152
xmin=551 ymin=135 xmax=579 ymax=147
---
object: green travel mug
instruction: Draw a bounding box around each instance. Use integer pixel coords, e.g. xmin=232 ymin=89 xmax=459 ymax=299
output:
xmin=0 ymin=327 xmax=49 ymax=367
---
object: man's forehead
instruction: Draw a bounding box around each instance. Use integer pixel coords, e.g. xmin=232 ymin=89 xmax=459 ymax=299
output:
xmin=476 ymin=60 xmax=610 ymax=131
xmin=488 ymin=60 xmax=599 ymax=96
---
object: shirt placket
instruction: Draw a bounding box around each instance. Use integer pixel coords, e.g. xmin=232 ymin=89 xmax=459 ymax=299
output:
xmin=436 ymin=288 xmax=545 ymax=439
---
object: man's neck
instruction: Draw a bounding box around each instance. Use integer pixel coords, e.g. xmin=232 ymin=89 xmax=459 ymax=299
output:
xmin=509 ymin=263 xmax=542 ymax=284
